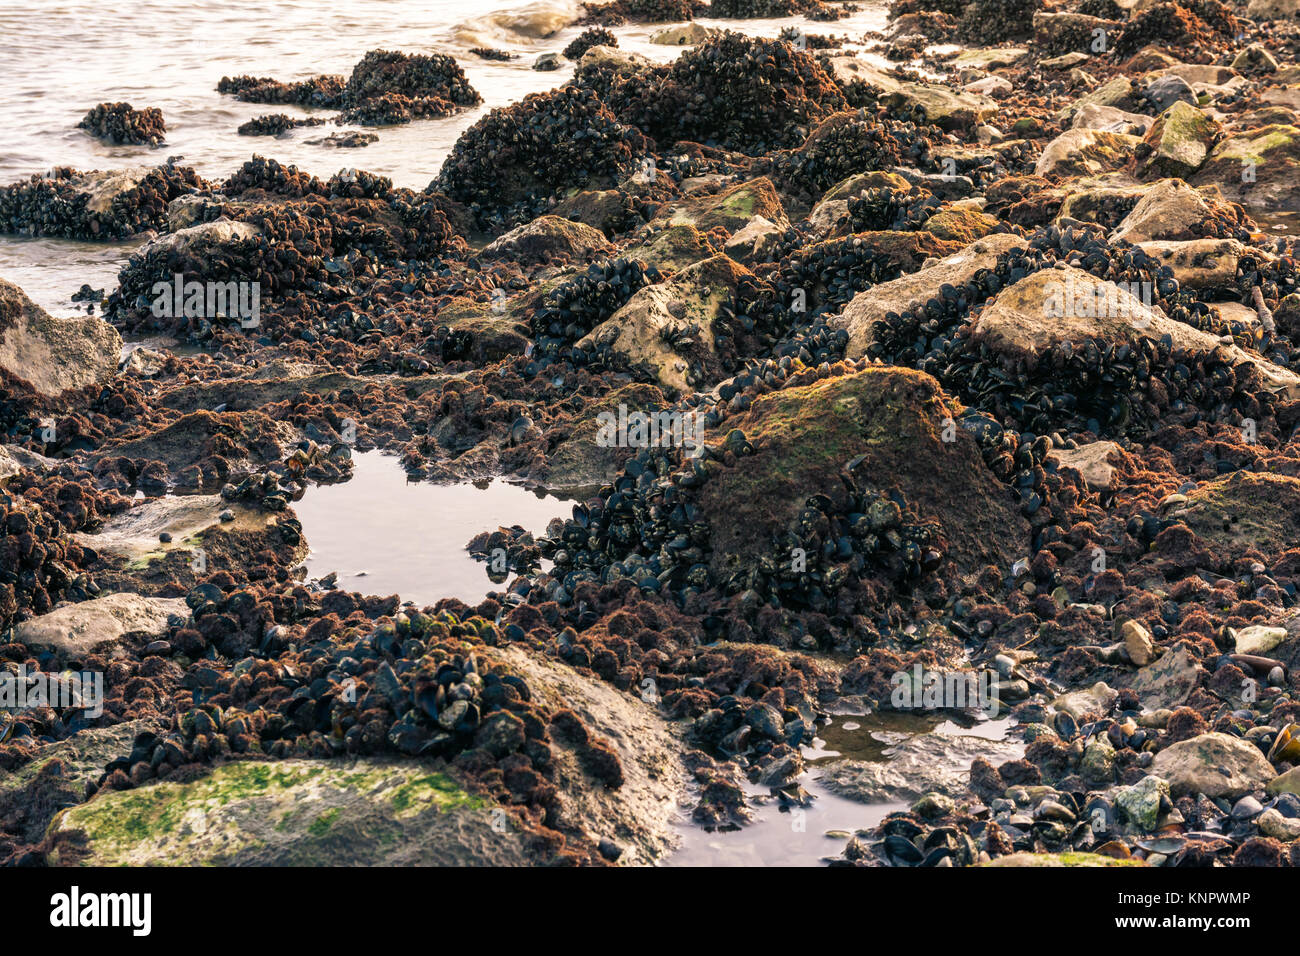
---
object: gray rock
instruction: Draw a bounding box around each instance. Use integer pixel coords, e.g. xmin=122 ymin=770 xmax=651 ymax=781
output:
xmin=1151 ymin=732 xmax=1275 ymax=799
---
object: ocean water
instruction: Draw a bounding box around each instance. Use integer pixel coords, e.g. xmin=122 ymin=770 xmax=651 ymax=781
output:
xmin=0 ymin=0 xmax=889 ymax=314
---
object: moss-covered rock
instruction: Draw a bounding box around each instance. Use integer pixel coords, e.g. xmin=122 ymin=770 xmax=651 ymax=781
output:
xmin=1034 ymin=129 xmax=1142 ymax=180
xmin=1135 ymin=102 xmax=1221 ymax=180
xmin=982 ymin=851 xmax=1146 ymax=866
xmin=1172 ymin=472 xmax=1300 ymax=556
xmin=623 ymin=224 xmax=719 ymax=270
xmin=46 ymin=759 xmax=524 ymax=866
xmin=696 ymin=366 xmax=1029 ymax=578
xmin=1193 ymin=124 xmax=1300 ymax=212
xmin=922 ymin=206 xmax=1001 ymax=243
xmin=651 ymin=177 xmax=788 ymax=235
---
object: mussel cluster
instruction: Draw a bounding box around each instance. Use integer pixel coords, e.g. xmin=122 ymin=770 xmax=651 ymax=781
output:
xmin=341 ymin=50 xmax=480 ymax=109
xmin=0 ymin=491 xmax=98 ymax=630
xmin=845 ymin=185 xmax=941 ymax=232
xmin=709 ymin=0 xmax=827 ymax=16
xmin=236 ymin=114 xmax=327 ymax=137
xmin=604 ymin=32 xmax=848 ymax=155
xmin=469 ymin=47 xmax=517 ymax=61
xmin=216 ymin=74 xmax=345 ymax=107
xmin=0 ymin=163 xmax=204 ymax=240
xmin=530 ymin=257 xmax=661 ymax=349
xmin=77 ymin=102 xmax=166 ymax=146
xmin=338 ymin=91 xmax=458 ymax=126
xmin=433 ymin=85 xmax=644 ymax=230
xmin=579 ymin=0 xmax=708 ymax=25
xmin=1113 ymin=0 xmax=1239 ymax=59
xmin=770 ymin=113 xmax=929 ymax=202
xmin=564 ymin=27 xmax=618 ymax=60
xmin=772 ymin=232 xmax=920 ymax=315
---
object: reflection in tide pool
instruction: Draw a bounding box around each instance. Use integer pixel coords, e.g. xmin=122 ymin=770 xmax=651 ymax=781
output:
xmin=295 ymin=450 xmax=567 ymax=608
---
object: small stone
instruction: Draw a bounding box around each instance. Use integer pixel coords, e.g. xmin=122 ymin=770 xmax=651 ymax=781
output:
xmin=1115 ymin=775 xmax=1169 ymax=831
xmin=1121 ymin=619 xmax=1156 ymax=667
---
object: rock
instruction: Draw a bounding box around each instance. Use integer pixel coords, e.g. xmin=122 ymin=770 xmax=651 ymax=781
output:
xmin=1120 ymin=645 xmax=1203 ymax=710
xmin=983 ymin=851 xmax=1145 ymax=866
xmin=952 ymin=48 xmax=1027 ymax=69
xmin=1142 ymin=74 xmax=1196 ymax=113
xmin=1135 ymin=102 xmax=1221 ymax=180
xmin=1151 ymin=732 xmax=1275 ymax=799
xmin=834 ymin=233 xmax=1028 ymax=358
xmin=824 ymin=57 xmax=903 ymax=97
xmin=1055 ymin=174 xmax=1150 ymax=226
xmin=1034 ymin=129 xmax=1141 ymax=179
xmin=577 ymin=45 xmax=651 ymax=74
xmin=533 ymin=52 xmax=561 ymax=71
xmin=1232 ymin=625 xmax=1287 ymax=656
xmin=1173 ymin=472 xmax=1300 ymax=555
xmin=806 ymin=198 xmax=849 ymax=240
xmin=551 ymin=188 xmax=637 ymax=236
xmin=74 ymin=492 xmax=306 ymax=578
xmin=964 ymin=76 xmax=1012 ymax=97
xmin=1081 ymin=737 xmax=1117 ymax=784
xmin=1193 ymin=125 xmax=1300 ymax=212
xmin=1267 ymin=767 xmax=1300 ymax=796
xmin=421 ymin=296 xmax=530 ymax=362
xmin=577 ymin=255 xmax=753 ymax=392
xmin=1033 ymin=12 xmax=1119 ymax=55
xmin=1072 ymin=103 xmax=1153 ymax=136
xmin=48 ymin=759 xmax=531 ymax=866
xmin=1059 ymin=76 xmax=1142 ymax=120
xmin=1115 ymin=775 xmax=1170 ymax=830
xmin=622 ymin=224 xmax=717 ymax=271
xmin=652 ymin=177 xmax=789 ymax=235
xmin=1152 ymin=63 xmax=1239 ymax=87
xmin=482 ymin=215 xmax=612 ymax=265
xmin=13 ymin=593 xmax=189 ymax=660
xmin=882 ymin=82 xmax=999 ymax=132
xmin=818 ymin=731 xmax=1023 ymax=803
xmin=695 ymin=366 xmax=1030 ymax=578
xmin=1232 ymin=44 xmax=1279 ymax=75
xmin=533 ymin=383 xmax=670 ymax=492
xmin=1121 ymin=619 xmax=1156 ymax=666
xmin=0 ymin=278 xmax=121 ymax=398
xmin=149 ymin=218 xmax=261 ymax=257
xmin=1053 ymin=682 xmax=1118 ymax=720
xmin=650 ymin=22 xmax=719 ymax=45
xmin=1258 ymin=807 xmax=1300 ymax=841
xmin=0 ymin=444 xmax=55 ymax=482
xmin=1110 ymin=179 xmax=1212 ymax=242
xmin=922 ymin=207 xmax=1001 ymax=243
xmin=1042 ymin=52 xmax=1091 ymax=70
xmin=723 ymin=215 xmax=784 ymax=264
xmin=0 ymin=722 xmax=151 ymax=845
xmin=1246 ymin=0 xmax=1298 ymax=16
xmin=1133 ymin=238 xmax=1251 ymax=291
xmin=1048 ymin=441 xmax=1122 ymax=491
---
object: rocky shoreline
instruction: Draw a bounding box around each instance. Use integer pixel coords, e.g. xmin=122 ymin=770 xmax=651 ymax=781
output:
xmin=4 ymin=0 xmax=1300 ymax=868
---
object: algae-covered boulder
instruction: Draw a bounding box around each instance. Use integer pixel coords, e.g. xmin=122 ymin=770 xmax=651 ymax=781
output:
xmin=482 ymin=215 xmax=613 ymax=265
xmin=624 ymin=224 xmax=719 ymax=271
xmin=1034 ymin=129 xmax=1142 ymax=179
xmin=1134 ymin=102 xmax=1221 ymax=180
xmin=835 ymin=233 xmax=1028 ymax=359
xmin=533 ymin=383 xmax=672 ymax=492
xmin=922 ymin=206 xmax=1001 ymax=243
xmin=1151 ymin=732 xmax=1275 ymax=799
xmin=695 ymin=367 xmax=1029 ymax=578
xmin=0 ymin=278 xmax=121 ymax=398
xmin=723 ymin=215 xmax=784 ymax=264
xmin=1169 ymin=472 xmax=1300 ymax=556
xmin=882 ymin=83 xmax=998 ymax=133
xmin=47 ymin=760 xmax=526 ymax=866
xmin=983 ymin=851 xmax=1146 ymax=866
xmin=651 ymin=178 xmax=789 ymax=235
xmin=430 ymin=296 xmax=531 ymax=362
xmin=1193 ymin=124 xmax=1300 ymax=212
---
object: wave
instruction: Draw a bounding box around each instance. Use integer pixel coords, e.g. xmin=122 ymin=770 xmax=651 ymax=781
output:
xmin=451 ymin=0 xmax=584 ymax=49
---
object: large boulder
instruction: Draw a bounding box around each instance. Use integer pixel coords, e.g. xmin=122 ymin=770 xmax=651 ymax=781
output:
xmin=1109 ymin=178 xmax=1212 ymax=243
xmin=0 ymin=278 xmax=121 ymax=398
xmin=1151 ymin=732 xmax=1275 ymax=799
xmin=481 ymin=215 xmax=612 ymax=265
xmin=1193 ymin=124 xmax=1300 ymax=212
xmin=1168 ymin=472 xmax=1300 ymax=556
xmin=651 ymin=178 xmax=789 ymax=235
xmin=882 ymin=83 xmax=999 ymax=133
xmin=968 ymin=266 xmax=1300 ymax=398
xmin=13 ymin=592 xmax=189 ymax=661
xmin=1072 ymin=103 xmax=1153 ymax=136
xmin=1134 ymin=102 xmax=1221 ymax=180
xmin=1133 ymin=237 xmax=1252 ymax=292
xmin=694 ymin=366 xmax=1030 ymax=579
xmin=1035 ymin=129 xmax=1141 ymax=179
xmin=834 ymin=233 xmax=1028 ymax=359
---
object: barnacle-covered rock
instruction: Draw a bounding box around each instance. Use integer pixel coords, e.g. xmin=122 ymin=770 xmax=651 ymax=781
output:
xmin=78 ymin=102 xmax=166 ymax=146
